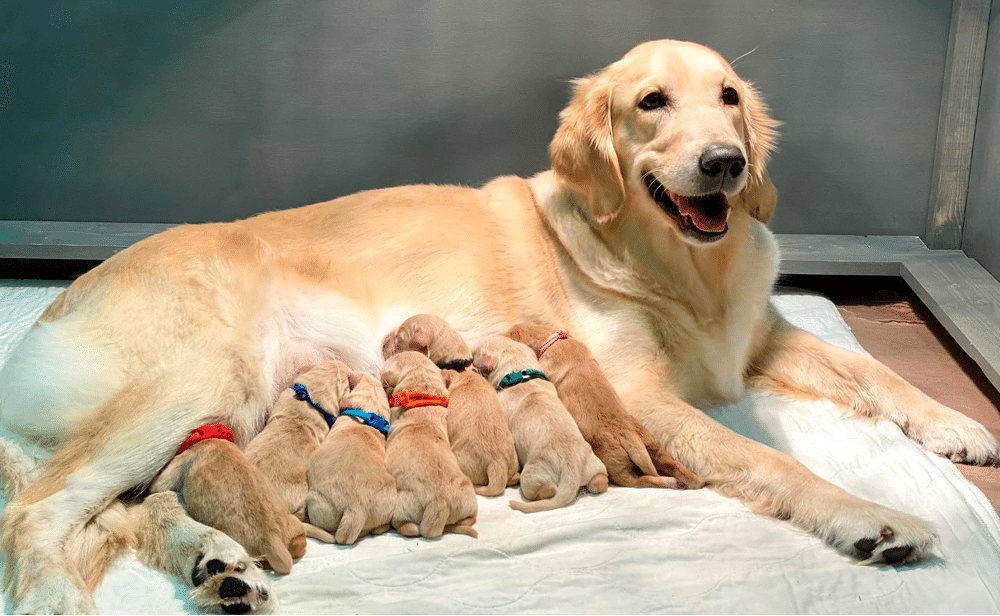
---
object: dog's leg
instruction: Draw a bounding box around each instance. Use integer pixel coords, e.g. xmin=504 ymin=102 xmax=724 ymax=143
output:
xmin=751 ymin=312 xmax=998 ymax=466
xmin=130 ymin=492 xmax=274 ymax=614
xmin=626 ymin=382 xmax=938 ymax=565
xmin=2 ymin=366 xmax=268 ymax=613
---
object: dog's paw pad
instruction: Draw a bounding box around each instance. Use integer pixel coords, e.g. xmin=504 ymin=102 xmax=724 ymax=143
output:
xmin=189 ymin=534 xmax=275 ymax=614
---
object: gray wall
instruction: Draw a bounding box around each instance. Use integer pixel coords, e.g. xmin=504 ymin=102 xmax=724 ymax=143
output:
xmin=964 ymin=4 xmax=1000 ymax=280
xmin=2 ymin=1 xmax=952 ymax=235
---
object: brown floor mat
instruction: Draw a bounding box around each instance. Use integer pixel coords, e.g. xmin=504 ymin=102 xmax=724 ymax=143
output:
xmin=780 ymin=275 xmax=1000 ymax=515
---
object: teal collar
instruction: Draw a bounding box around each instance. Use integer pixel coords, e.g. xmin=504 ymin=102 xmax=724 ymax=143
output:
xmin=495 ymin=369 xmax=549 ymax=392
xmin=340 ymin=408 xmax=390 ymax=437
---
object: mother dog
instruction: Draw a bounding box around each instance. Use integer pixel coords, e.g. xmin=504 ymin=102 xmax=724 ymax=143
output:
xmin=1 ymin=39 xmax=997 ymax=613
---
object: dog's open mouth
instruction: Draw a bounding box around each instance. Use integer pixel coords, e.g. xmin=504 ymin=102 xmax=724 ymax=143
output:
xmin=643 ymin=174 xmax=730 ymax=242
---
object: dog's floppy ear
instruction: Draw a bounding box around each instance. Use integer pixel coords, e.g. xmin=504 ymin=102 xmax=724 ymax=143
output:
xmin=471 ymin=339 xmax=501 ymax=378
xmin=549 ymin=74 xmax=625 ymax=224
xmin=736 ymin=79 xmax=780 ymax=224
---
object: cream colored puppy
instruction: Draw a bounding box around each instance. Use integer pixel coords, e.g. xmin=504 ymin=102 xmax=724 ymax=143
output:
xmin=303 ymin=372 xmax=397 ymax=545
xmin=383 ymin=314 xmax=518 ymax=496
xmin=381 ymin=351 xmax=478 ymax=538
xmin=473 ymin=336 xmax=608 ymax=512
xmin=148 ymin=426 xmax=307 ymax=575
xmin=507 ymin=323 xmax=703 ymax=490
xmin=245 ymin=361 xmax=351 ymax=514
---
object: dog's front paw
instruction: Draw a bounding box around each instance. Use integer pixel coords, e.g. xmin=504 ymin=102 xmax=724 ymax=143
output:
xmin=908 ymin=410 xmax=998 ymax=466
xmin=189 ymin=536 xmax=274 ymax=614
xmin=824 ymin=502 xmax=938 ymax=565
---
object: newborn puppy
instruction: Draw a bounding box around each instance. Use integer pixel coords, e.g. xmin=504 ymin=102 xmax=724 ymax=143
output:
xmin=381 ymin=351 xmax=478 ymax=538
xmin=245 ymin=361 xmax=351 ymax=514
xmin=473 ymin=336 xmax=608 ymax=513
xmin=506 ymin=323 xmax=703 ymax=490
xmin=303 ymin=372 xmax=397 ymax=545
xmin=149 ymin=424 xmax=307 ymax=574
xmin=383 ymin=313 xmax=518 ymax=496
xmin=382 ymin=313 xmax=474 ymax=372
xmin=441 ymin=368 xmax=520 ymax=496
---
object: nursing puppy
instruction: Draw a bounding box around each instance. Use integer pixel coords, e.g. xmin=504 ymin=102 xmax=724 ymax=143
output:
xmin=148 ymin=426 xmax=307 ymax=575
xmin=507 ymin=323 xmax=703 ymax=490
xmin=245 ymin=361 xmax=351 ymax=514
xmin=381 ymin=351 xmax=478 ymax=538
xmin=473 ymin=336 xmax=608 ymax=512
xmin=384 ymin=314 xmax=519 ymax=496
xmin=304 ymin=372 xmax=397 ymax=545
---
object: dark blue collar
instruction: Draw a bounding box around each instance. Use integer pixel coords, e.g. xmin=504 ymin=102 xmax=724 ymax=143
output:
xmin=495 ymin=369 xmax=549 ymax=392
xmin=292 ymin=383 xmax=336 ymax=428
xmin=340 ymin=408 xmax=390 ymax=437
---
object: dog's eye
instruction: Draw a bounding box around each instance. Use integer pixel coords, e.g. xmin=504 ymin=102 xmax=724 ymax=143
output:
xmin=638 ymin=91 xmax=667 ymax=110
xmin=721 ymin=86 xmax=740 ymax=106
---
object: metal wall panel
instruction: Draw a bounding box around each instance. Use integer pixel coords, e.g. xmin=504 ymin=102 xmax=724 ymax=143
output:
xmin=1 ymin=1 xmax=951 ymax=235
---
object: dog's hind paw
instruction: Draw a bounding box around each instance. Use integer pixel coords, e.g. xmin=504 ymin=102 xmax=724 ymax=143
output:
xmin=189 ymin=538 xmax=274 ymax=614
xmin=908 ymin=411 xmax=999 ymax=467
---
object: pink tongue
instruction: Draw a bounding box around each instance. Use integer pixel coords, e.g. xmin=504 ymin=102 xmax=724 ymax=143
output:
xmin=671 ymin=194 xmax=728 ymax=232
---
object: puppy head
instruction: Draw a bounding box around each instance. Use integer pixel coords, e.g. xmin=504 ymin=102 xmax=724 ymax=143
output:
xmin=472 ymin=335 xmax=538 ymax=383
xmin=382 ymin=314 xmax=472 ymax=368
xmin=343 ymin=372 xmax=391 ymax=419
xmin=380 ymin=351 xmax=447 ymax=396
xmin=550 ymin=39 xmax=779 ymax=244
xmin=504 ymin=322 xmax=559 ymax=353
xmin=294 ymin=360 xmax=352 ymax=415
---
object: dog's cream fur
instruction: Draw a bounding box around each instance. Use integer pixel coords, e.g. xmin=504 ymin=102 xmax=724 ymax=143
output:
xmin=474 ymin=335 xmax=608 ymax=511
xmin=1 ymin=38 xmax=997 ymax=612
xmin=506 ymin=322 xmax=702 ymax=490
xmin=303 ymin=372 xmax=396 ymax=545
xmin=381 ymin=351 xmax=478 ymax=538
xmin=245 ymin=361 xmax=351 ymax=514
xmin=384 ymin=314 xmax=519 ymax=495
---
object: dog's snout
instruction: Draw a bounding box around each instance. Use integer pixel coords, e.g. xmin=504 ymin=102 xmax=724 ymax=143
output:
xmin=699 ymin=144 xmax=745 ymax=179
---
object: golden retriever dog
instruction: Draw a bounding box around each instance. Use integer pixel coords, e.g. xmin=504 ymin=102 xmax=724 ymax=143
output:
xmin=148 ymin=427 xmax=307 ymax=575
xmin=381 ymin=351 xmax=478 ymax=538
xmin=245 ymin=361 xmax=351 ymax=514
xmin=1 ymin=38 xmax=996 ymax=611
xmin=474 ymin=335 xmax=608 ymax=511
xmin=303 ymin=372 xmax=397 ymax=545
xmin=384 ymin=314 xmax=519 ymax=495
xmin=506 ymin=323 xmax=702 ymax=490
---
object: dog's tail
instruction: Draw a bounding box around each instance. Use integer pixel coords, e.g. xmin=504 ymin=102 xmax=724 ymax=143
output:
xmin=419 ymin=497 xmax=450 ymax=538
xmin=65 ymin=501 xmax=137 ymax=592
xmin=303 ymin=522 xmax=337 ymax=544
xmin=335 ymin=505 xmax=368 ymax=545
xmin=508 ymin=470 xmax=580 ymax=513
xmin=475 ymin=459 xmax=511 ymax=497
xmin=0 ymin=437 xmax=41 ymax=496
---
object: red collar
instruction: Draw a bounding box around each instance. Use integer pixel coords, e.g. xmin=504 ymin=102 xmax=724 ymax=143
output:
xmin=387 ymin=390 xmax=449 ymax=409
xmin=176 ymin=423 xmax=235 ymax=456
xmin=537 ymin=329 xmax=569 ymax=357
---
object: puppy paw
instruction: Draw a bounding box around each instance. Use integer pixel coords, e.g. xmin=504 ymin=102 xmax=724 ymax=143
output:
xmin=907 ymin=411 xmax=998 ymax=466
xmin=824 ymin=503 xmax=938 ymax=565
xmin=189 ymin=536 xmax=274 ymax=614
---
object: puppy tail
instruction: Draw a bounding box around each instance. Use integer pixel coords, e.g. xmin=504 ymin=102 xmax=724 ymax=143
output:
xmin=475 ymin=460 xmax=510 ymax=497
xmin=303 ymin=522 xmax=337 ymax=544
xmin=335 ymin=506 xmax=367 ymax=545
xmin=420 ymin=497 xmax=450 ymax=538
xmin=508 ymin=472 xmax=580 ymax=513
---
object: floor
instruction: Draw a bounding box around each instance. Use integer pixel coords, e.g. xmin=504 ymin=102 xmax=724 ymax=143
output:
xmin=783 ymin=275 xmax=1000 ymax=515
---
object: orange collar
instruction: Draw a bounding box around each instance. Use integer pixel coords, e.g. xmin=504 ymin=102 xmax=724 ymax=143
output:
xmin=176 ymin=423 xmax=235 ymax=456
xmin=537 ymin=329 xmax=569 ymax=357
xmin=387 ymin=389 xmax=449 ymax=409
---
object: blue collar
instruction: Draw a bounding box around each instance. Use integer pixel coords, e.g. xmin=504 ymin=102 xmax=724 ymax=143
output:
xmin=340 ymin=408 xmax=390 ymax=437
xmin=495 ymin=369 xmax=549 ymax=392
xmin=292 ymin=383 xmax=336 ymax=428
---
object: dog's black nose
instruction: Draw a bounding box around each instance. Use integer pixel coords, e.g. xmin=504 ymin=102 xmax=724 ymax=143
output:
xmin=699 ymin=145 xmax=745 ymax=179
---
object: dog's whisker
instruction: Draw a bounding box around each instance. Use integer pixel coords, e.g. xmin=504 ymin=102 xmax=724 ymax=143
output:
xmin=730 ymin=45 xmax=759 ymax=68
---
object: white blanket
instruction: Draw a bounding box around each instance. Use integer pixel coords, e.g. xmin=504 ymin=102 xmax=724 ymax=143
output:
xmin=1 ymin=280 xmax=998 ymax=614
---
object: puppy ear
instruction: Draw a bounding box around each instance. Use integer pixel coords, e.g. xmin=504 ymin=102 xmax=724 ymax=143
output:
xmin=549 ymin=74 xmax=625 ymax=224
xmin=471 ymin=340 xmax=500 ymax=378
xmin=737 ymin=80 xmax=780 ymax=223
xmin=380 ymin=330 xmax=397 ymax=360
xmin=347 ymin=371 xmax=363 ymax=391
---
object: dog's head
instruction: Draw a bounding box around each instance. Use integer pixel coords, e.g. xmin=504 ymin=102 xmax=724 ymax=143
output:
xmin=550 ymin=39 xmax=779 ymax=245
xmin=343 ymin=372 xmax=391 ymax=418
xmin=294 ymin=361 xmax=352 ymax=416
xmin=380 ymin=351 xmax=447 ymax=397
xmin=381 ymin=314 xmax=472 ymax=369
